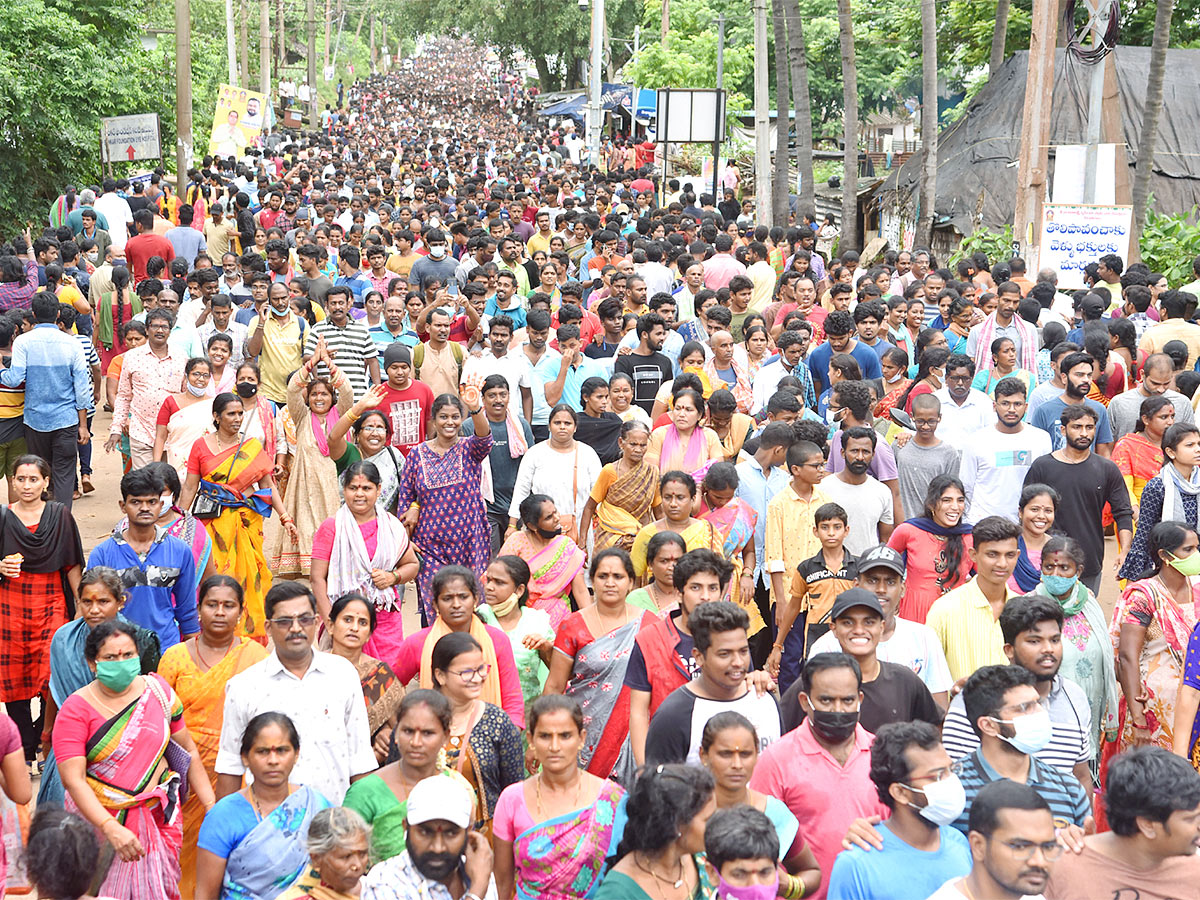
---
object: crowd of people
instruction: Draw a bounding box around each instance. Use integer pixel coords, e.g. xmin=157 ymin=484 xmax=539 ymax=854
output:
xmin=3 ymin=34 xmax=1200 ymax=900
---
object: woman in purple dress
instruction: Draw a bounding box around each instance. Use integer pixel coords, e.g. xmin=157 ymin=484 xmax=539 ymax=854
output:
xmin=397 ymin=387 xmax=493 ymax=624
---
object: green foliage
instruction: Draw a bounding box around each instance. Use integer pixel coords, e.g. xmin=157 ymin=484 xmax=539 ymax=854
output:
xmin=0 ymin=0 xmax=172 ymax=234
xmin=1139 ymin=204 xmax=1200 ymax=287
xmin=949 ymin=224 xmax=1014 ymax=266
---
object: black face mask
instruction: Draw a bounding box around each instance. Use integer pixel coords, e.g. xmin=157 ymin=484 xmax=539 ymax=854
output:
xmin=535 ymin=526 xmax=562 ymax=540
xmin=235 ymin=381 xmax=258 ymax=399
xmin=808 ymin=708 xmax=859 ymax=744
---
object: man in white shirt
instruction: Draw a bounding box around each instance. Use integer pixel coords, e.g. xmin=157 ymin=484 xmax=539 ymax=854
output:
xmin=461 ymin=316 xmax=524 ymax=417
xmin=746 ymin=240 xmax=778 ymax=312
xmin=960 ymin=377 xmax=1051 ymax=524
xmin=636 ymin=242 xmax=675 ymax=297
xmin=93 ymin=178 xmax=134 ymax=254
xmin=933 ymin=354 xmax=998 ymax=448
xmin=819 ymin=427 xmax=895 ymax=555
xmin=216 ymin=583 xmax=376 ymax=804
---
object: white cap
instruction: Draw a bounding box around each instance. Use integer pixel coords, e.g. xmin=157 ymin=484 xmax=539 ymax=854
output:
xmin=406 ymin=774 xmax=474 ymax=829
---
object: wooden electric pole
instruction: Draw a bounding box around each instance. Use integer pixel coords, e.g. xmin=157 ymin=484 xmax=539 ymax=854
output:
xmin=1013 ymin=0 xmax=1058 ymax=271
xmin=175 ymin=0 xmax=193 ymax=178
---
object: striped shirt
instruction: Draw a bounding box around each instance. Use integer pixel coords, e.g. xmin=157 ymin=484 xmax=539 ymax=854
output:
xmin=951 ymin=749 xmax=1090 ymax=836
xmin=74 ymin=333 xmax=100 ymax=413
xmin=942 ymin=675 xmax=1093 ymax=771
xmin=304 ymin=319 xmax=378 ymax=400
xmin=925 ymin=577 xmax=1013 ymax=682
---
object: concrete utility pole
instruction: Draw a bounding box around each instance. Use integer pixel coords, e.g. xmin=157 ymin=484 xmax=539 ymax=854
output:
xmin=753 ymin=0 xmax=771 ymax=220
xmin=239 ymin=0 xmax=249 ymax=86
xmin=307 ymin=0 xmax=318 ymax=119
xmin=586 ymin=0 xmax=604 ymax=170
xmin=225 ymin=0 xmax=238 ymax=84
xmin=259 ymin=0 xmax=271 ymax=94
xmin=276 ymin=0 xmax=285 ymax=68
xmin=716 ymin=13 xmax=724 ymax=89
xmin=1013 ymin=0 xmax=1058 ymax=271
xmin=175 ymin=0 xmax=193 ymax=177
xmin=369 ymin=13 xmax=377 ymax=72
xmin=1082 ymin=0 xmax=1112 ymax=203
xmin=324 ymin=0 xmax=332 ymax=70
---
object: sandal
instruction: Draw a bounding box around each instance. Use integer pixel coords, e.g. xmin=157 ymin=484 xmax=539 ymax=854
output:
xmin=81 ymin=475 xmax=95 ymax=494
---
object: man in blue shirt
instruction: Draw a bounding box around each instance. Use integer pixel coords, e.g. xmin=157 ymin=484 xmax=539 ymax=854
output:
xmin=808 ymin=310 xmax=883 ymax=396
xmin=88 ymin=468 xmax=199 ymax=649
xmin=333 ymin=245 xmax=373 ymax=307
xmin=828 ymin=721 xmax=971 ymax=900
xmin=1030 ymin=351 xmax=1114 ymax=452
xmin=0 ymin=291 xmax=91 ymax=507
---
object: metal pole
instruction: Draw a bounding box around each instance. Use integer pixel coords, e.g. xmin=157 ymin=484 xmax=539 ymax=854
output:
xmin=587 ymin=0 xmax=604 ymax=169
xmin=716 ymin=13 xmax=725 ymax=89
xmin=1082 ymin=0 xmax=1110 ymax=203
xmin=259 ymin=0 xmax=271 ymax=94
xmin=753 ymin=0 xmax=771 ymax=221
xmin=225 ymin=0 xmax=238 ymax=84
xmin=175 ymin=0 xmax=193 ymax=178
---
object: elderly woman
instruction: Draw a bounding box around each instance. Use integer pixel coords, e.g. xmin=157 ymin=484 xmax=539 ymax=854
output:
xmin=278 ymin=807 xmax=372 ymax=900
xmin=53 ymin=619 xmax=214 ymax=899
xmin=499 ymin=494 xmax=588 ymax=627
xmin=578 ymin=421 xmax=658 ymax=554
xmin=396 ymin=386 xmax=493 ymax=625
xmin=311 ymin=460 xmax=419 ymax=661
xmin=153 ymin=357 xmax=215 ymax=479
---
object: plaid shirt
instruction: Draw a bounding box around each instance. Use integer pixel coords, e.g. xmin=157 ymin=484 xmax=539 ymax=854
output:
xmin=110 ymin=344 xmax=185 ymax=444
xmin=0 ymin=259 xmax=38 ymax=311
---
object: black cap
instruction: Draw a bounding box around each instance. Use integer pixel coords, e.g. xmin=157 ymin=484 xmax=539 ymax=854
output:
xmin=830 ymin=587 xmax=885 ymax=620
xmin=856 ymin=544 xmax=905 ymax=576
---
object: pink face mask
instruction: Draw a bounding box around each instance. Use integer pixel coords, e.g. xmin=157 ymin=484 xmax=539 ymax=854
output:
xmin=717 ymin=876 xmax=780 ymax=900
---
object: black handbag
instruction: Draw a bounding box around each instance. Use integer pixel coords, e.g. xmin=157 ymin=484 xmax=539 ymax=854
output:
xmin=191 ymin=434 xmax=247 ymax=519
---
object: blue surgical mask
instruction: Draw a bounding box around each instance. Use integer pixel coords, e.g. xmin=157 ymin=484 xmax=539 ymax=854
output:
xmin=1041 ymin=573 xmax=1078 ymax=597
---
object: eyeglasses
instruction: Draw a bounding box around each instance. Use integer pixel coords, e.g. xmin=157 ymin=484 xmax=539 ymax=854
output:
xmin=269 ymin=614 xmax=319 ymax=629
xmin=999 ymin=839 xmax=1063 ymax=862
xmin=450 ymin=664 xmax=492 ymax=683
xmin=360 ymin=424 xmax=388 ymax=433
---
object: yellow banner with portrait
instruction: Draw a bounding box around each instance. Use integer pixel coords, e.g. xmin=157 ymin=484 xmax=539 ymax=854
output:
xmin=208 ymin=84 xmax=268 ymax=158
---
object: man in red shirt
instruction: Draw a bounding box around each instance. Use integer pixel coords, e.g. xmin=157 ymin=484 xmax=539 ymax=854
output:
xmin=373 ymin=342 xmax=433 ymax=455
xmin=123 ymin=208 xmax=175 ymax=285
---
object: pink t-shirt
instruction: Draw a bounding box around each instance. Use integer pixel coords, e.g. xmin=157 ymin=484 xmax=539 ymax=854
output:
xmin=492 ymin=781 xmax=537 ymax=842
xmin=312 ymin=516 xmax=380 ymax=561
xmin=0 ymin=713 xmax=18 ymax=883
xmin=748 ymin=722 xmax=889 ymax=900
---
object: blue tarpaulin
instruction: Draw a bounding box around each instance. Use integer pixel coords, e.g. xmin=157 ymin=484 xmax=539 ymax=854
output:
xmin=539 ymin=85 xmax=657 ymax=122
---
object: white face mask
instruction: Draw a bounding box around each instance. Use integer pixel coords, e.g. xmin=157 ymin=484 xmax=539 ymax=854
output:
xmin=428 ymin=245 xmax=446 ymax=259
xmin=886 ymin=371 xmax=904 ymax=384
xmin=160 ymin=492 xmax=174 ymax=513
xmin=902 ymin=773 xmax=967 ymax=826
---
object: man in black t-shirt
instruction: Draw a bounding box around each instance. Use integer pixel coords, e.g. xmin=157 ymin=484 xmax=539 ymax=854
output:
xmin=781 ymin=587 xmax=942 ymax=733
xmin=613 ymin=312 xmax=673 ymax=414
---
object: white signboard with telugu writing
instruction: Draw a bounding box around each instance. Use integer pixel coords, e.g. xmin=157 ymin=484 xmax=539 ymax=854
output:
xmin=101 ymin=114 xmax=161 ymax=163
xmin=1039 ymin=203 xmax=1132 ymax=290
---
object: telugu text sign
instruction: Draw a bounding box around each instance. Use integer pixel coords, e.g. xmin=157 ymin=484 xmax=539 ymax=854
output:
xmin=1039 ymin=204 xmax=1132 ymax=290
xmin=101 ymin=114 xmax=161 ymax=163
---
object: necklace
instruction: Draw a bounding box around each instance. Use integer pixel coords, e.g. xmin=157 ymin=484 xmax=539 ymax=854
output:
xmin=88 ymin=680 xmax=140 ymax=716
xmin=635 ymin=852 xmax=686 ymax=893
xmin=194 ymin=636 xmax=235 ymax=671
xmin=535 ymin=770 xmax=583 ymax=818
xmin=591 ymin=602 xmax=630 ymax=634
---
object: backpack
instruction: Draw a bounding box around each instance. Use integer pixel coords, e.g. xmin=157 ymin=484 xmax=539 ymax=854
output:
xmin=413 ymin=341 xmax=464 ymax=381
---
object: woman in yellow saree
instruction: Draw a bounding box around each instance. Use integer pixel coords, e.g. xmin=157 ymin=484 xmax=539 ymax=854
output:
xmin=578 ymin=421 xmax=658 ymax=553
xmin=156 ymin=574 xmax=268 ymax=897
xmin=179 ymin=393 xmax=298 ymax=639
xmin=630 ymin=471 xmax=722 ymax=579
